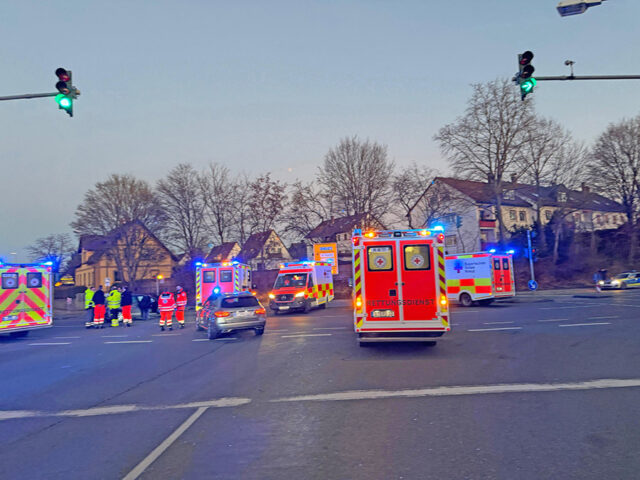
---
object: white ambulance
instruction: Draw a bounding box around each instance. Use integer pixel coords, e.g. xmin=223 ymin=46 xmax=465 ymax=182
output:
xmin=351 ymin=229 xmax=450 ymax=345
xmin=195 ymin=261 xmax=252 ymax=311
xmin=445 ymin=251 xmax=516 ymax=307
xmin=269 ymin=261 xmax=334 ymax=314
xmin=0 ymin=262 xmax=54 ymax=337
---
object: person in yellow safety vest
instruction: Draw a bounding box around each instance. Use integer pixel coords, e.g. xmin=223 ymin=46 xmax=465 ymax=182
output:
xmin=107 ymin=286 xmax=122 ymax=327
xmin=84 ymin=286 xmax=95 ymax=325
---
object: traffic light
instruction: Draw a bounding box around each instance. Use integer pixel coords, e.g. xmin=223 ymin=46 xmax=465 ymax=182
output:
xmin=517 ymin=51 xmax=536 ymax=101
xmin=55 ymin=67 xmax=75 ymax=117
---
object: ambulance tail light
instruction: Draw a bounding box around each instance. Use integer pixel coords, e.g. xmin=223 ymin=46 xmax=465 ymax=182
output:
xmin=352 ymin=236 xmax=360 ymax=247
xmin=355 ymin=296 xmax=363 ymax=309
xmin=371 ymin=309 xmax=394 ymax=318
xmin=268 ymin=293 xmax=276 ymax=299
xmin=440 ymin=294 xmax=448 ymax=307
xmin=437 ymin=233 xmax=445 ymax=243
xmin=294 ymin=291 xmax=306 ymax=298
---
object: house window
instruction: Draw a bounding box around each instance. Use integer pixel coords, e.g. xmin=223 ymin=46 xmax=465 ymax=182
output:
xmin=504 ymin=190 xmax=515 ymax=200
xmin=544 ymin=210 xmax=552 ymax=221
xmin=519 ymin=211 xmax=526 ymax=222
xmin=558 ymin=192 xmax=567 ymax=202
xmin=268 ymin=247 xmax=281 ymax=255
xmin=509 ymin=210 xmax=516 ymax=221
xmin=114 ymin=271 xmax=120 ymax=282
xmin=445 ymin=235 xmax=457 ymax=247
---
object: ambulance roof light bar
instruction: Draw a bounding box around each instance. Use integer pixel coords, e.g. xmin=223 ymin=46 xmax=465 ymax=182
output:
xmin=354 ymin=228 xmax=443 ymax=238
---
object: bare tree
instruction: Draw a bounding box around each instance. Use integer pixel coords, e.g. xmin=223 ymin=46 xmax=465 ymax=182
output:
xmin=319 ymin=136 xmax=395 ymax=218
xmin=26 ymin=233 xmax=74 ymax=272
xmin=435 ymin=78 xmax=536 ymax=244
xmin=586 ymin=114 xmax=640 ymax=262
xmin=246 ymin=173 xmax=287 ymax=234
xmin=71 ymin=174 xmax=165 ymax=236
xmin=199 ymin=163 xmax=238 ymax=245
xmin=157 ymin=163 xmax=208 ymax=257
xmin=282 ymin=180 xmax=333 ymax=238
xmin=390 ymin=163 xmax=439 ymax=228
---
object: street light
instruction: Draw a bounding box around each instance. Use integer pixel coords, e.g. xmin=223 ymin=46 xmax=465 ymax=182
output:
xmin=557 ymin=0 xmax=606 ymax=17
xmin=156 ymin=274 xmax=163 ymax=296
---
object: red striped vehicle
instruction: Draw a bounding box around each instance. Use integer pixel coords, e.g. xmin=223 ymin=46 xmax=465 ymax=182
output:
xmin=0 ymin=262 xmax=53 ymax=337
xmin=351 ymin=229 xmax=450 ymax=345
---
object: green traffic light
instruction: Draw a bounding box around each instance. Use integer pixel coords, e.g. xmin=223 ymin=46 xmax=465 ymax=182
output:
xmin=520 ymin=77 xmax=537 ymax=94
xmin=55 ymin=93 xmax=72 ymax=110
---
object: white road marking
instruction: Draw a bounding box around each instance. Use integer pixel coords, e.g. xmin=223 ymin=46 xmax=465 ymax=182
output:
xmin=467 ymin=327 xmax=522 ymax=332
xmin=28 ymin=342 xmax=71 ymax=346
xmin=104 ymin=340 xmax=153 ymax=344
xmin=483 ymin=321 xmax=514 ymax=325
xmin=101 ymin=335 xmax=128 ymax=338
xmin=122 ymin=406 xmax=209 ymax=480
xmin=281 ymin=333 xmax=333 ymax=338
xmin=312 ymin=327 xmax=347 ymax=330
xmin=558 ymin=322 xmax=611 ymax=328
xmin=53 ymin=336 xmax=81 ymax=339
xmin=587 ymin=316 xmax=619 ymax=320
xmin=0 ymin=397 xmax=250 ymax=421
xmin=191 ymin=338 xmax=209 ymax=342
xmin=271 ymin=378 xmax=640 ymax=403
xmin=539 ymin=306 xmax=582 ymax=310
xmin=151 ymin=334 xmax=181 ymax=337
xmin=214 ymin=337 xmax=238 ymax=341
xmin=452 ymin=310 xmax=480 ymax=314
xmin=538 ymin=318 xmax=569 ymax=322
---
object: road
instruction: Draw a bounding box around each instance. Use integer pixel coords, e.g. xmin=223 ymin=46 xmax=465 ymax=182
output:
xmin=1 ymin=290 xmax=640 ymax=479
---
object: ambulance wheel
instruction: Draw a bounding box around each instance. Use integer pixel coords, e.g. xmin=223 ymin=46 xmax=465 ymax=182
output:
xmin=303 ymin=300 xmax=311 ymax=314
xmin=459 ymin=293 xmax=473 ymax=307
xmin=10 ymin=331 xmax=28 ymax=338
xmin=320 ymin=301 xmax=327 ymax=309
xmin=207 ymin=323 xmax=219 ymax=340
xmin=621 ymin=282 xmax=628 ymax=290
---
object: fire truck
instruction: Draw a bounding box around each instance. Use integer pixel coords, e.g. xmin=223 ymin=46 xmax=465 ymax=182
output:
xmin=195 ymin=261 xmax=252 ymax=311
xmin=269 ymin=261 xmax=334 ymax=314
xmin=351 ymin=229 xmax=450 ymax=345
xmin=445 ymin=251 xmax=515 ymax=307
xmin=0 ymin=262 xmax=54 ymax=337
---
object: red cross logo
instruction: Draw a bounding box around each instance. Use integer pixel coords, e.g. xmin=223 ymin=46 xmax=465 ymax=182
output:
xmin=375 ymin=257 xmax=385 ymax=267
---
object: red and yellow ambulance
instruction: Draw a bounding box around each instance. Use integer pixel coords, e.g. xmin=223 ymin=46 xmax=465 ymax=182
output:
xmin=445 ymin=251 xmax=515 ymax=307
xmin=0 ymin=262 xmax=53 ymax=337
xmin=351 ymin=229 xmax=450 ymax=345
xmin=195 ymin=261 xmax=252 ymax=311
xmin=269 ymin=262 xmax=334 ymax=314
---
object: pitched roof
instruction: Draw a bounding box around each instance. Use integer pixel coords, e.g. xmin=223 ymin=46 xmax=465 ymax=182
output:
xmin=205 ymin=242 xmax=239 ymax=263
xmin=305 ymin=213 xmax=383 ymax=240
xmin=516 ymin=184 xmax=625 ymax=213
xmin=436 ymin=177 xmax=530 ymax=207
xmin=240 ymin=230 xmax=277 ymax=261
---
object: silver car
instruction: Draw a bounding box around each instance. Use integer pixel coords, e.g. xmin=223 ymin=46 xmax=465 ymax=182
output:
xmin=196 ymin=291 xmax=267 ymax=340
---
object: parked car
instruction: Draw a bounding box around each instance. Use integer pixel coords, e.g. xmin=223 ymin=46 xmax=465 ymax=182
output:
xmin=196 ymin=291 xmax=266 ymax=340
xmin=599 ymin=271 xmax=640 ymax=290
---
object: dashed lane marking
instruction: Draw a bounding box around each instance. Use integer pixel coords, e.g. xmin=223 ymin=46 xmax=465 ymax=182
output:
xmin=192 ymin=339 xmax=209 ymax=342
xmin=587 ymin=316 xmax=619 ymax=320
xmin=214 ymin=337 xmax=238 ymax=341
xmin=538 ymin=318 xmax=569 ymax=322
xmin=483 ymin=321 xmax=514 ymax=325
xmin=281 ymin=333 xmax=333 ymax=338
xmin=104 ymin=340 xmax=153 ymax=344
xmin=101 ymin=335 xmax=128 ymax=338
xmin=558 ymin=322 xmax=611 ymax=328
xmin=452 ymin=310 xmax=480 ymax=314
xmin=53 ymin=336 xmax=80 ymax=339
xmin=28 ymin=342 xmax=71 ymax=346
xmin=467 ymin=327 xmax=523 ymax=332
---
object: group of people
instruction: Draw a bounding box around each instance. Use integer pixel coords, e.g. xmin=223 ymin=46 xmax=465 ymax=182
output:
xmin=83 ymin=284 xmax=188 ymax=331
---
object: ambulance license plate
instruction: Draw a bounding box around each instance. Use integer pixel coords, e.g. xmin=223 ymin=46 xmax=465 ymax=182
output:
xmin=279 ymin=306 xmax=290 ymax=311
xmin=3 ymin=315 xmax=18 ymax=321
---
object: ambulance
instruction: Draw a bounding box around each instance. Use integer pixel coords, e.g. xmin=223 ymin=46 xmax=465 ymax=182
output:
xmin=445 ymin=251 xmax=515 ymax=307
xmin=195 ymin=261 xmax=252 ymax=311
xmin=351 ymin=229 xmax=450 ymax=345
xmin=0 ymin=262 xmax=54 ymax=337
xmin=269 ymin=261 xmax=334 ymax=314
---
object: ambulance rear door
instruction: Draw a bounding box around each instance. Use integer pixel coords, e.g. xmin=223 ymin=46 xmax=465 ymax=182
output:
xmin=200 ymin=268 xmax=217 ymax=304
xmin=399 ymin=239 xmax=438 ymax=321
xmin=218 ymin=266 xmax=235 ymax=293
xmin=21 ymin=267 xmax=52 ymax=328
xmin=492 ymin=255 xmax=514 ymax=296
xmin=362 ymin=241 xmax=400 ymax=322
xmin=0 ymin=267 xmax=22 ymax=331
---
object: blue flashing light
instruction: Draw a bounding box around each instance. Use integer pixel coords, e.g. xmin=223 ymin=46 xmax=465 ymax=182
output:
xmin=353 ymin=228 xmax=362 ymax=235
xmin=43 ymin=261 xmax=54 ymax=266
xmin=489 ymin=249 xmax=496 ymax=253
xmin=507 ymin=249 xmax=515 ymax=255
xmin=195 ymin=261 xmax=202 ymax=267
xmin=213 ymin=287 xmax=221 ymax=294
xmin=432 ymin=225 xmax=445 ymax=232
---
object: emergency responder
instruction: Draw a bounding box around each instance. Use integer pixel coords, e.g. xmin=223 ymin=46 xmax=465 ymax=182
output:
xmin=138 ymin=294 xmax=151 ymax=320
xmin=91 ymin=285 xmax=106 ymax=328
xmin=175 ymin=285 xmax=187 ymax=328
xmin=84 ymin=286 xmax=95 ymax=324
xmin=158 ymin=290 xmax=176 ymax=331
xmin=120 ymin=285 xmax=133 ymax=326
xmin=107 ymin=285 xmax=122 ymax=327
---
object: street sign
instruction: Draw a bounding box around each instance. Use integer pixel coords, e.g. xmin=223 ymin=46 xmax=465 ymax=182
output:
xmin=528 ymin=280 xmax=538 ymax=291
xmin=313 ymin=243 xmax=338 ymax=275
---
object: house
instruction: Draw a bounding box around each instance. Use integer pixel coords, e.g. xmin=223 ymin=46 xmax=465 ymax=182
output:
xmin=304 ymin=213 xmax=385 ymax=260
xmin=240 ymin=230 xmax=291 ymax=271
xmin=205 ymin=242 xmax=241 ymax=263
xmin=74 ymin=221 xmax=177 ymax=289
xmin=427 ymin=177 xmax=626 ymax=254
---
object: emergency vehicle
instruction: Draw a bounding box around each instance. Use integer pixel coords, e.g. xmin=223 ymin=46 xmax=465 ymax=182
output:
xmin=269 ymin=261 xmax=334 ymax=313
xmin=351 ymin=229 xmax=450 ymax=344
xmin=0 ymin=262 xmax=53 ymax=337
xmin=445 ymin=252 xmax=515 ymax=307
xmin=195 ymin=261 xmax=251 ymax=311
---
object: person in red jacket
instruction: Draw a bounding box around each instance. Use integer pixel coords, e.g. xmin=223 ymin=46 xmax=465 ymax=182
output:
xmin=175 ymin=286 xmax=187 ymax=329
xmin=158 ymin=290 xmax=176 ymax=331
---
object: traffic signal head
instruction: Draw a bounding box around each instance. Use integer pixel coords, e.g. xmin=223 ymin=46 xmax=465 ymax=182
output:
xmin=54 ymin=67 xmax=74 ymax=117
xmin=517 ymin=51 xmax=536 ymax=100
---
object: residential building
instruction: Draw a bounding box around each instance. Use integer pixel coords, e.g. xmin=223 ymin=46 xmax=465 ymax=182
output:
xmin=205 ymin=242 xmax=241 ymax=263
xmin=240 ymin=230 xmax=291 ymax=271
xmin=74 ymin=221 xmax=177 ymax=289
xmin=428 ymin=177 xmax=626 ymax=254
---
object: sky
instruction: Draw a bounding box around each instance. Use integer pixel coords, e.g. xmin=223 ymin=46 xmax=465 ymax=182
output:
xmin=1 ymin=0 xmax=639 ymax=261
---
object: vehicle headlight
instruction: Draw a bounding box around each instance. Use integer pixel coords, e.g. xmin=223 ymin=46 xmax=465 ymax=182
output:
xmin=268 ymin=293 xmax=275 ymax=299
xmin=295 ymin=291 xmax=306 ymax=298
xmin=598 ymin=280 xmax=604 ymax=285
xmin=612 ymin=280 xmax=620 ymax=286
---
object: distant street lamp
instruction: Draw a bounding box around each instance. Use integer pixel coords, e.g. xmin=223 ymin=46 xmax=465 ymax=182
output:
xmin=557 ymin=0 xmax=606 ymax=17
xmin=156 ymin=274 xmax=164 ymax=296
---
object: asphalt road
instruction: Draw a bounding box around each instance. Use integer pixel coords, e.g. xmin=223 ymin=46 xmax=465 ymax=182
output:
xmin=1 ymin=290 xmax=640 ymax=480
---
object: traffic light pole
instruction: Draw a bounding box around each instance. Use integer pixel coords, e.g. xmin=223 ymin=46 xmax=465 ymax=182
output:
xmin=0 ymin=92 xmax=58 ymax=101
xmin=535 ymin=75 xmax=640 ymax=81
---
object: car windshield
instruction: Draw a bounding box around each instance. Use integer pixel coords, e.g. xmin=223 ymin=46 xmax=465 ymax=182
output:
xmin=615 ymin=274 xmax=629 ymax=279
xmin=220 ymin=296 xmax=260 ymax=308
xmin=274 ymin=273 xmax=308 ymax=288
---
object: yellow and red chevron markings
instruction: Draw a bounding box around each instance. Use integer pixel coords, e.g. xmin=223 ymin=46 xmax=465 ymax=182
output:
xmin=0 ymin=266 xmax=52 ymax=331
